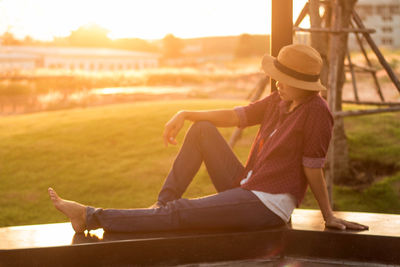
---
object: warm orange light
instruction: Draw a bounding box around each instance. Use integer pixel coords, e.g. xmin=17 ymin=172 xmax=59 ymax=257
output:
xmin=1 ymin=0 xmax=308 ymax=41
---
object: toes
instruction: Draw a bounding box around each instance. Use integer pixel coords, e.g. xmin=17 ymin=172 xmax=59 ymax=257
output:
xmin=48 ymin=188 xmax=60 ymax=199
xmin=48 ymin=189 xmax=55 ymax=197
xmin=48 ymin=187 xmax=54 ymax=195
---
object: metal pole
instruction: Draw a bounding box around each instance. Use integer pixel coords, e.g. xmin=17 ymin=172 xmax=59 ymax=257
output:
xmin=270 ymin=0 xmax=293 ymax=92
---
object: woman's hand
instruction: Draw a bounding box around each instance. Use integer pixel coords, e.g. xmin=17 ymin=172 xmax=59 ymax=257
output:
xmin=163 ymin=111 xmax=186 ymax=147
xmin=303 ymin=167 xmax=369 ymax=232
xmin=325 ymin=215 xmax=369 ymax=231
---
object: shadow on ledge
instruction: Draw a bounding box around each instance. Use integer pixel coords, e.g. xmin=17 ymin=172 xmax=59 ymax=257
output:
xmin=0 ymin=209 xmax=399 ymax=266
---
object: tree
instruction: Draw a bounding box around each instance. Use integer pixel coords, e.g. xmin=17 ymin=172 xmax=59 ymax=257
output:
xmin=1 ymin=31 xmax=20 ymax=45
xmin=68 ymin=24 xmax=111 ymax=47
xmin=162 ymin=34 xmax=183 ymax=58
xmin=113 ymin=38 xmax=158 ymax=52
xmin=235 ymin=34 xmax=269 ymax=58
xmin=235 ymin=34 xmax=253 ymax=58
xmin=23 ymin=35 xmax=34 ymax=45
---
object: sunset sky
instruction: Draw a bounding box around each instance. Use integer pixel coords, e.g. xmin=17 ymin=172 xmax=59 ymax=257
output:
xmin=0 ymin=0 xmax=308 ymax=41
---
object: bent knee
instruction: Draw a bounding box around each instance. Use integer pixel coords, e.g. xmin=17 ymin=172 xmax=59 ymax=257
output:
xmin=189 ymin=121 xmax=216 ymax=133
xmin=185 ymin=121 xmax=219 ymax=142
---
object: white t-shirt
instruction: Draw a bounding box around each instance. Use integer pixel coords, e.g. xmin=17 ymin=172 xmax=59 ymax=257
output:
xmin=241 ymin=170 xmax=296 ymax=222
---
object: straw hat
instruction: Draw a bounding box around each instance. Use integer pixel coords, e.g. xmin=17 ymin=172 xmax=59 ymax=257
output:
xmin=262 ymin=44 xmax=326 ymax=91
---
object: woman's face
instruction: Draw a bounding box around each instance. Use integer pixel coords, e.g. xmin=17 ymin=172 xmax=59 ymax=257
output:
xmin=275 ymin=81 xmax=314 ymax=102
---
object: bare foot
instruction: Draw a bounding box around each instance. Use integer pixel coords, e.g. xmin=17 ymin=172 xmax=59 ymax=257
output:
xmin=48 ymin=188 xmax=87 ymax=233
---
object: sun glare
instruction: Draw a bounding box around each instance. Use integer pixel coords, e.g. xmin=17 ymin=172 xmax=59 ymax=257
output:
xmin=1 ymin=0 xmax=308 ymax=41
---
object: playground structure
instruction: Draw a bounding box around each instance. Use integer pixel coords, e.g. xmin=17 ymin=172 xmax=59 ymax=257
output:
xmin=1 ymin=2 xmax=400 ymax=266
xmin=230 ymin=0 xmax=400 ymax=205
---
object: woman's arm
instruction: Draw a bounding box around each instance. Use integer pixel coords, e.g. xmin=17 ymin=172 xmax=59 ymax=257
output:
xmin=183 ymin=110 xmax=240 ymax=127
xmin=304 ymin=167 xmax=369 ymax=230
xmin=163 ymin=109 xmax=239 ymax=147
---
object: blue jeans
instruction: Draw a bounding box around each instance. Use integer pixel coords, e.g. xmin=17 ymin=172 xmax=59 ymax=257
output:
xmin=86 ymin=121 xmax=285 ymax=232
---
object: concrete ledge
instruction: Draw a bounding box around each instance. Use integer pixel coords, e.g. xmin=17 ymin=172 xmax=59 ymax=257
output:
xmin=1 ymin=209 xmax=399 ymax=266
xmin=286 ymin=210 xmax=400 ymax=264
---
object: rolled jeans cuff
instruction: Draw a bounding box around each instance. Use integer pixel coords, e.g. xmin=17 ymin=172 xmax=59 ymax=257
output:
xmin=86 ymin=206 xmax=101 ymax=231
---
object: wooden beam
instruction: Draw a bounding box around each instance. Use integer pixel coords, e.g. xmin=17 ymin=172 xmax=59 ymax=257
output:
xmin=342 ymin=100 xmax=400 ymax=106
xmin=350 ymin=21 xmax=373 ymax=66
xmin=319 ymin=0 xmax=331 ymax=4
xmin=294 ymin=2 xmax=309 ymax=27
xmin=346 ymin=48 xmax=359 ymax=101
xmin=293 ymin=27 xmax=375 ymax=34
xmin=334 ymin=106 xmax=400 ymax=118
xmin=344 ymin=63 xmax=377 ymax=73
xmin=326 ymin=0 xmax=357 ymax=208
xmin=349 ymin=24 xmax=386 ymax=101
xmin=352 ymin=10 xmax=400 ymax=94
xmin=326 ymin=0 xmax=344 ymax=208
xmin=270 ymin=0 xmax=293 ymax=92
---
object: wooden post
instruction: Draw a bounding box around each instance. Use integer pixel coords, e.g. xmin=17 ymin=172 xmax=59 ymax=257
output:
xmin=309 ymin=0 xmax=331 ymax=99
xmin=352 ymin=11 xmax=400 ymax=94
xmin=294 ymin=2 xmax=309 ymax=28
xmin=350 ymin=22 xmax=385 ymax=102
xmin=270 ymin=0 xmax=292 ymax=92
xmin=355 ymin=39 xmax=385 ymax=102
xmin=345 ymin=47 xmax=360 ymax=102
xmin=326 ymin=0 xmax=341 ymax=207
xmin=326 ymin=0 xmax=357 ymax=207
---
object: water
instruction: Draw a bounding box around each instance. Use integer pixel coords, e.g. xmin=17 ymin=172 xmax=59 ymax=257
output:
xmin=91 ymin=86 xmax=192 ymax=96
xmin=0 ymin=86 xmax=192 ymax=115
xmin=38 ymin=86 xmax=192 ymax=104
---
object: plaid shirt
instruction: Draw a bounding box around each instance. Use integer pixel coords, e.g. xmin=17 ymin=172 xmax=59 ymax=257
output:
xmin=234 ymin=91 xmax=333 ymax=206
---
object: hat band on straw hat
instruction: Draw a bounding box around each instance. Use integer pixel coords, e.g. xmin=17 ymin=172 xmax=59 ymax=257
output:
xmin=273 ymin=59 xmax=320 ymax=82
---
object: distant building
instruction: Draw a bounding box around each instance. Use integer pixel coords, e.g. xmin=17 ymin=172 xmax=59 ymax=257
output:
xmin=0 ymin=46 xmax=159 ymax=73
xmin=164 ymin=36 xmax=238 ymax=66
xmin=351 ymin=0 xmax=400 ymax=49
xmin=0 ymin=53 xmax=37 ymax=72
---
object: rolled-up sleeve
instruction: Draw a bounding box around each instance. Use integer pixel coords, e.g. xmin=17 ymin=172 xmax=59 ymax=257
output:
xmin=233 ymin=93 xmax=276 ymax=129
xmin=302 ymin=105 xmax=334 ymax=168
xmin=234 ymin=106 xmax=248 ymax=129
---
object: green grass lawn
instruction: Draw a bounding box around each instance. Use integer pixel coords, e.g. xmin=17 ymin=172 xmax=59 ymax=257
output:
xmin=1 ymin=100 xmax=399 ymax=227
xmin=0 ymin=99 xmax=256 ymax=227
